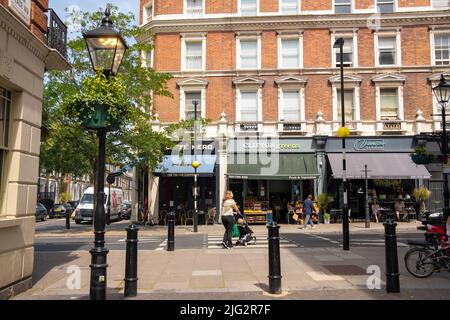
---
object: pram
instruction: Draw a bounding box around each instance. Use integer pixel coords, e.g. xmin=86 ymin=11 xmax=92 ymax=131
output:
xmin=235 ymin=213 xmax=257 ymax=247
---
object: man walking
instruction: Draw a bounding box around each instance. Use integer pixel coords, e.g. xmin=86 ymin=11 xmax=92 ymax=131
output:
xmin=302 ymin=195 xmax=315 ymax=230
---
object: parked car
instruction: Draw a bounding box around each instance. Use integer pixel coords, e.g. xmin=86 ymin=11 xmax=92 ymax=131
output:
xmin=49 ymin=204 xmax=69 ymax=219
xmin=120 ymin=202 xmax=132 ymax=220
xmin=419 ymin=209 xmax=446 ymax=227
xmin=35 ymin=203 xmax=47 ymax=222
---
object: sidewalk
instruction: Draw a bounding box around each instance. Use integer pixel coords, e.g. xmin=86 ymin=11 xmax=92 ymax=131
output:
xmin=16 ymin=225 xmax=450 ymax=300
xmin=35 ymin=220 xmax=423 ymax=238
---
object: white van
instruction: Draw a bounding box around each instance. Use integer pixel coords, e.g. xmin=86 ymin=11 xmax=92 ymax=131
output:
xmin=74 ymin=187 xmax=123 ymax=224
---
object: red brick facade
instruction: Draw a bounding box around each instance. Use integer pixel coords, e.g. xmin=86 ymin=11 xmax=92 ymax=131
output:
xmin=143 ymin=0 xmax=450 ymax=129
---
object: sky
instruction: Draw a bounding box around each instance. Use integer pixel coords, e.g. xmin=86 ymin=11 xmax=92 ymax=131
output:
xmin=49 ymin=0 xmax=140 ymax=37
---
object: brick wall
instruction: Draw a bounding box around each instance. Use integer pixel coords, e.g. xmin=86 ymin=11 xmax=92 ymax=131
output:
xmin=305 ymin=75 xmax=333 ymax=121
xmin=205 ymin=77 xmax=235 ymax=120
xmin=261 ymin=32 xmax=278 ymax=69
xmin=401 ymin=26 xmax=431 ymax=66
xmin=358 ymin=28 xmax=374 ymax=67
xmin=403 ymin=73 xmax=433 ymax=120
xmin=398 ymin=0 xmax=430 ymax=7
xmin=262 ymin=77 xmax=278 ymax=121
xmin=359 ymin=74 xmax=376 ymax=120
xmin=355 ymin=0 xmax=374 ymax=9
xmin=206 ymin=32 xmax=236 ymax=70
xmin=154 ymin=34 xmax=181 ymax=71
xmin=154 ymin=0 xmax=183 ymax=15
xmin=206 ymin=0 xmax=238 ymax=14
xmin=303 ymin=29 xmax=331 ymax=68
xmin=302 ymin=0 xmax=332 ymax=11
xmin=154 ymin=78 xmax=180 ymax=121
xmin=260 ymin=0 xmax=279 ymax=12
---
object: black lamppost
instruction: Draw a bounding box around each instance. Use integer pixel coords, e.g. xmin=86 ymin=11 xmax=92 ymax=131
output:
xmin=334 ymin=38 xmax=350 ymax=251
xmin=192 ymin=100 xmax=200 ymax=233
xmin=83 ymin=8 xmax=128 ymax=300
xmin=432 ymin=74 xmax=450 ymax=221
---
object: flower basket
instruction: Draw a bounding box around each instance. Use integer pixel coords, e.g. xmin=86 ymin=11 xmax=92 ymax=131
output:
xmin=411 ymin=153 xmax=432 ymax=165
xmin=82 ymin=102 xmax=120 ymax=131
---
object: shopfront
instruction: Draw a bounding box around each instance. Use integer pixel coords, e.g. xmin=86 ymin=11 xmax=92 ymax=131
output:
xmin=226 ymin=138 xmax=319 ymax=224
xmin=153 ymin=141 xmax=218 ymax=224
xmin=326 ymin=137 xmax=432 ymax=220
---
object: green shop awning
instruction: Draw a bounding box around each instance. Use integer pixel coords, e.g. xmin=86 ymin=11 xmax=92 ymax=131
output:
xmin=227 ymin=154 xmax=319 ymax=180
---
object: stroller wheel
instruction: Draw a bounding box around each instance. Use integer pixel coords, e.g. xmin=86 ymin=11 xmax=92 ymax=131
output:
xmin=253 ymin=237 xmax=257 ymax=245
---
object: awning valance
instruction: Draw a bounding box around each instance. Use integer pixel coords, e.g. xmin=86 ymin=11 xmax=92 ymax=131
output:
xmin=154 ymin=155 xmax=216 ymax=177
xmin=328 ymin=153 xmax=431 ymax=180
xmin=227 ymin=154 xmax=319 ymax=180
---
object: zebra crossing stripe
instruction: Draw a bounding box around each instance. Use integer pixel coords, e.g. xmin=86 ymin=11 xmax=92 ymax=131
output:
xmin=206 ymin=234 xmax=298 ymax=249
xmin=155 ymin=239 xmax=167 ymax=251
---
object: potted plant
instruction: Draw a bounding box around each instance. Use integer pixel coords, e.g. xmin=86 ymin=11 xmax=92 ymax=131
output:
xmin=317 ymin=193 xmax=331 ymax=224
xmin=411 ymin=146 xmax=433 ymax=165
xmin=412 ymin=187 xmax=431 ymax=213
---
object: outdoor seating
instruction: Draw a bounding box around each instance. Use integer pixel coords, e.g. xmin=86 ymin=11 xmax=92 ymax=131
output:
xmin=184 ymin=209 xmax=194 ymax=226
xmin=207 ymin=207 xmax=216 ymax=225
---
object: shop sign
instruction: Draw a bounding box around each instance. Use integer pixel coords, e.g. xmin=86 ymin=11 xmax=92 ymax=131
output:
xmin=9 ymin=0 xmax=31 ymax=25
xmin=242 ymin=142 xmax=301 ymax=151
xmin=353 ymin=139 xmax=386 ymax=152
xmin=229 ymin=138 xmax=314 ymax=153
xmin=167 ymin=141 xmax=215 ymax=153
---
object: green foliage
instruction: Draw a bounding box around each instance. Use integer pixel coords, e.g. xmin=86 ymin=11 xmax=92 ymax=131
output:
xmin=60 ymin=192 xmax=71 ymax=203
xmin=373 ymin=179 xmax=401 ymax=190
xmin=41 ymin=5 xmax=177 ymax=179
xmin=316 ymin=193 xmax=331 ymax=213
xmin=413 ymin=187 xmax=431 ymax=201
xmin=415 ymin=146 xmax=427 ymax=154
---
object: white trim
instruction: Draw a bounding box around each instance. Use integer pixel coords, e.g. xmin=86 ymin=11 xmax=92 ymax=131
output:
xmin=332 ymin=0 xmax=353 ymax=14
xmin=183 ymin=0 xmax=205 ymax=17
xmin=279 ymin=0 xmax=301 ymax=15
xmin=179 ymin=88 xmax=207 ymax=121
xmin=331 ymin=30 xmax=358 ymax=68
xmin=238 ymin=0 xmax=260 ymax=16
xmin=236 ymin=88 xmax=263 ymax=123
xmin=236 ymin=34 xmax=261 ymax=70
xmin=277 ymin=32 xmax=303 ymax=69
xmin=278 ymin=88 xmax=305 ymax=122
xmin=331 ymin=85 xmax=361 ymax=131
xmin=431 ymin=29 xmax=450 ymax=66
xmin=374 ymin=29 xmax=402 ymax=67
xmin=143 ymin=1 xmax=154 ymax=23
xmin=375 ymin=86 xmax=404 ymax=121
xmin=181 ymin=34 xmax=206 ymax=72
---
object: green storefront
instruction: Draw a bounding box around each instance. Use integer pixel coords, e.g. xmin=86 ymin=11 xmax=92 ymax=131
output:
xmin=226 ymin=138 xmax=320 ymax=224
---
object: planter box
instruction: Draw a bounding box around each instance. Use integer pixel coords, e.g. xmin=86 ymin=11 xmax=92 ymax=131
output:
xmin=411 ymin=154 xmax=432 ymax=165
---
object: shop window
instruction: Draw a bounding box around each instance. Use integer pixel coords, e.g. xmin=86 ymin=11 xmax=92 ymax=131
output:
xmin=380 ymin=88 xmax=399 ymax=120
xmin=240 ymin=91 xmax=258 ymax=122
xmin=281 ymin=39 xmax=300 ymax=68
xmin=240 ymin=0 xmax=258 ymax=16
xmin=185 ymin=92 xmax=202 ymax=120
xmin=335 ymin=37 xmax=353 ymax=67
xmin=378 ymin=36 xmax=397 ymax=66
xmin=239 ymin=39 xmax=258 ymax=69
xmin=186 ymin=0 xmax=203 ymax=16
xmin=377 ymin=0 xmax=394 ymax=13
xmin=282 ymin=90 xmax=301 ymax=122
xmin=185 ymin=41 xmax=203 ymax=70
xmin=336 ymin=89 xmax=355 ymax=122
xmin=434 ymin=34 xmax=450 ymax=66
xmin=280 ymin=0 xmax=298 ymax=14
xmin=334 ymin=0 xmax=351 ymax=14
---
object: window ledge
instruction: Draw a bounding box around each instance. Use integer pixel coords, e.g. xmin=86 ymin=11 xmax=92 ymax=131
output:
xmin=0 ymin=217 xmax=23 ymax=229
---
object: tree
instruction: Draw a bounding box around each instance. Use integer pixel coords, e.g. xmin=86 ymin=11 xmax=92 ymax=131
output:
xmin=41 ymin=4 xmax=175 ymax=188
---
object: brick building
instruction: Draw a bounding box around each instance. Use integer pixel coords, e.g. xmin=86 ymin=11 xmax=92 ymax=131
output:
xmin=0 ymin=0 xmax=68 ymax=298
xmin=139 ymin=0 xmax=450 ymax=224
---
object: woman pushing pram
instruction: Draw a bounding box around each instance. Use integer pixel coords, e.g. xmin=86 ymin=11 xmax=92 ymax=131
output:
xmin=235 ymin=213 xmax=257 ymax=247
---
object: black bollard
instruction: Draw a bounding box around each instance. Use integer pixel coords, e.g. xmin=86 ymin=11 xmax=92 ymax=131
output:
xmin=124 ymin=224 xmax=139 ymax=297
xmin=167 ymin=210 xmax=175 ymax=251
xmin=384 ymin=218 xmax=400 ymax=293
xmin=66 ymin=211 xmax=71 ymax=230
xmin=267 ymin=222 xmax=282 ymax=295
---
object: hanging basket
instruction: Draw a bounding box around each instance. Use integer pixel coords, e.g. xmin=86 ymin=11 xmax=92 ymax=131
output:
xmin=82 ymin=102 xmax=120 ymax=131
xmin=411 ymin=153 xmax=432 ymax=165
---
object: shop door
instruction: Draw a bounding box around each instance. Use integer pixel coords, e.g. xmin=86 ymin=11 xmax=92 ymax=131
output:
xmin=229 ymin=180 xmax=244 ymax=212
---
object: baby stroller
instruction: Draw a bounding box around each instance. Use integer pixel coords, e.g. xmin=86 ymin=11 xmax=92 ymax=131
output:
xmin=235 ymin=214 xmax=257 ymax=247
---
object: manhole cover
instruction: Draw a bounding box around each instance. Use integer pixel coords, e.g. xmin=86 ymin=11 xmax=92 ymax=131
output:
xmin=322 ymin=265 xmax=367 ymax=275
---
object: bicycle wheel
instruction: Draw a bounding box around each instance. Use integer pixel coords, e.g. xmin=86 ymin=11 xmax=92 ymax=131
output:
xmin=404 ymin=247 xmax=435 ymax=278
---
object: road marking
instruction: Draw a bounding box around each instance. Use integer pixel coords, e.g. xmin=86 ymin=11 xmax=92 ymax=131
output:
xmin=155 ymin=239 xmax=167 ymax=251
xmin=206 ymin=233 xmax=298 ymax=249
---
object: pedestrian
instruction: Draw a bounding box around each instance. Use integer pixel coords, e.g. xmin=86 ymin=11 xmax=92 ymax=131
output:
xmin=302 ymin=194 xmax=315 ymax=230
xmin=221 ymin=190 xmax=240 ymax=249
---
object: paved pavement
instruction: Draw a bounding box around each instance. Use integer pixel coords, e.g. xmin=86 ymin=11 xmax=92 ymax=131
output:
xmin=12 ymin=219 xmax=450 ymax=300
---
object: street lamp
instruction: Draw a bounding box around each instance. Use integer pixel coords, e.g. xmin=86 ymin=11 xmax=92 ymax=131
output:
xmin=83 ymin=8 xmax=128 ymax=300
xmin=432 ymin=74 xmax=450 ymax=221
xmin=334 ymin=38 xmax=350 ymax=251
xmin=192 ymin=100 xmax=200 ymax=232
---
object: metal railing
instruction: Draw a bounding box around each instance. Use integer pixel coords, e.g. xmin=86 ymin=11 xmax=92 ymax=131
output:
xmin=382 ymin=121 xmax=402 ymax=131
xmin=46 ymin=9 xmax=68 ymax=58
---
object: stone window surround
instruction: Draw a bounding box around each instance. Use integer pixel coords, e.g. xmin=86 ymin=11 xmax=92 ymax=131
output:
xmin=429 ymin=72 xmax=450 ymax=130
xmin=277 ymin=31 xmax=304 ymax=69
xmin=177 ymin=78 xmax=208 ymax=121
xmin=330 ymin=29 xmax=359 ymax=68
xmin=184 ymin=0 xmax=205 ymax=16
xmin=374 ymin=28 xmax=402 ymax=68
xmin=143 ymin=1 xmax=154 ymax=23
xmin=239 ymin=0 xmax=260 ymax=16
xmin=236 ymin=32 xmax=262 ymax=70
xmin=430 ymin=27 xmax=450 ymax=66
xmin=275 ymin=76 xmax=307 ymax=123
xmin=372 ymin=74 xmax=406 ymax=124
xmin=329 ymin=74 xmax=362 ymax=131
xmin=233 ymin=77 xmax=265 ymax=129
xmin=180 ymin=33 xmax=207 ymax=71
xmin=333 ymin=0 xmax=354 ymax=14
xmin=279 ymin=0 xmax=300 ymax=15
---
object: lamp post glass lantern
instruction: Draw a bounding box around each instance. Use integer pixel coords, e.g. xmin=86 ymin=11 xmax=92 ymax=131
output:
xmin=83 ymin=8 xmax=128 ymax=300
xmin=334 ymin=37 xmax=350 ymax=251
xmin=432 ymin=75 xmax=450 ymax=220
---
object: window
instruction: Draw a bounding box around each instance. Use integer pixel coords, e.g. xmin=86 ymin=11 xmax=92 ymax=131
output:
xmin=144 ymin=4 xmax=152 ymax=22
xmin=335 ymin=38 xmax=353 ymax=67
xmin=335 ymin=0 xmax=351 ymax=14
xmin=336 ymin=90 xmax=355 ymax=122
xmin=240 ymin=91 xmax=258 ymax=122
xmin=282 ymin=91 xmax=301 ymax=122
xmin=378 ymin=36 xmax=396 ymax=65
xmin=145 ymin=50 xmax=153 ymax=68
xmin=185 ymin=92 xmax=202 ymax=120
xmin=281 ymin=39 xmax=299 ymax=68
xmin=435 ymin=34 xmax=450 ymax=65
xmin=239 ymin=39 xmax=258 ymax=69
xmin=281 ymin=0 xmax=298 ymax=14
xmin=377 ymin=0 xmax=394 ymax=13
xmin=186 ymin=0 xmax=203 ymax=16
xmin=434 ymin=0 xmax=450 ymax=8
xmin=241 ymin=0 xmax=257 ymax=16
xmin=380 ymin=88 xmax=399 ymax=120
xmin=0 ymin=88 xmax=11 ymax=198
xmin=185 ymin=41 xmax=203 ymax=70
